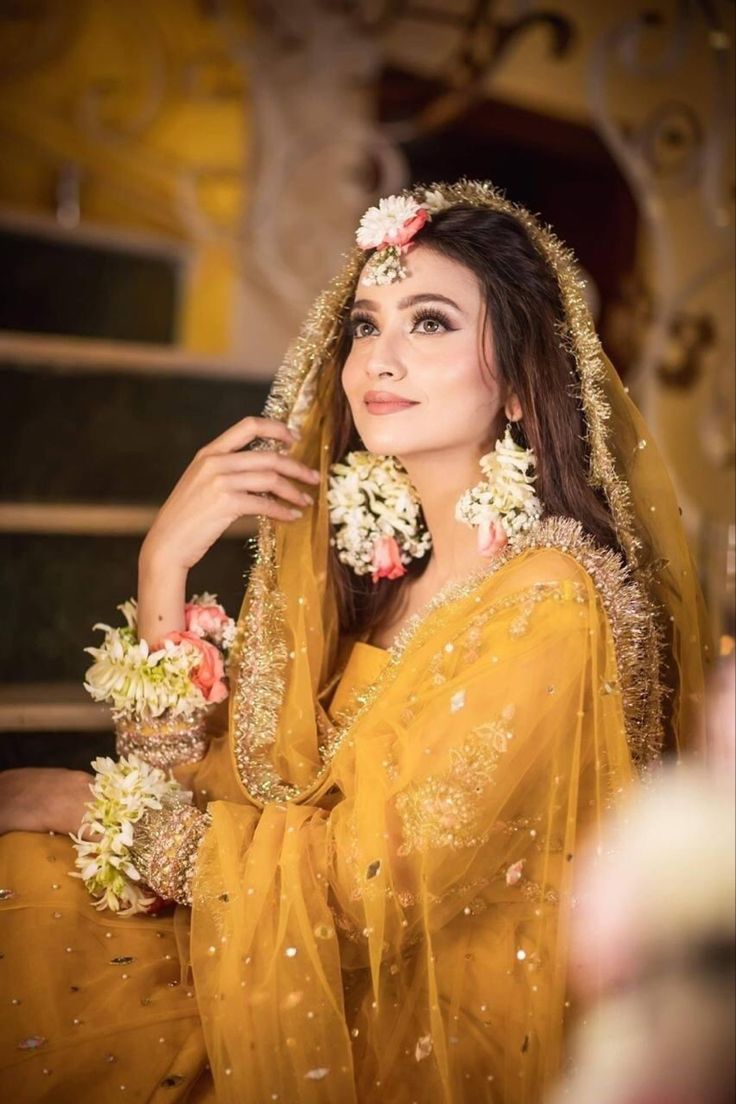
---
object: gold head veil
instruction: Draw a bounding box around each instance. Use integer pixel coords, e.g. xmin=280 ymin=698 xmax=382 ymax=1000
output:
xmin=217 ymin=179 xmax=709 ymax=810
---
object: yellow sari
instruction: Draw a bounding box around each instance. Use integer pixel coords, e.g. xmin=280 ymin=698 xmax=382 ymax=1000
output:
xmin=0 ymin=180 xmax=708 ymax=1102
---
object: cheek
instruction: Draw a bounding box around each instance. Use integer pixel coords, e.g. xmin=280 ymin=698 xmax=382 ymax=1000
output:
xmin=341 ymin=354 xmax=363 ymax=418
xmin=426 ymin=338 xmax=497 ymax=404
xmin=342 ymin=353 xmax=357 ymax=397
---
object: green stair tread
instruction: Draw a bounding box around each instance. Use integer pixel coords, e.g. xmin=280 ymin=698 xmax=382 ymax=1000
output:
xmin=0 ymin=365 xmax=270 ymax=502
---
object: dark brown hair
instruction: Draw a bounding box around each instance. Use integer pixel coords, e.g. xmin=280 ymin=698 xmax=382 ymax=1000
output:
xmin=329 ymin=204 xmax=621 ymax=638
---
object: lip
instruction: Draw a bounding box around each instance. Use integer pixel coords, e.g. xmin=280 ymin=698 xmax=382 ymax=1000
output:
xmin=363 ymin=391 xmax=419 ymax=415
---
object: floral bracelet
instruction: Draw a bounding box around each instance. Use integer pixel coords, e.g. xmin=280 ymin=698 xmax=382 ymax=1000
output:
xmin=70 ymin=754 xmax=193 ymax=915
xmin=83 ymin=592 xmax=236 ymax=720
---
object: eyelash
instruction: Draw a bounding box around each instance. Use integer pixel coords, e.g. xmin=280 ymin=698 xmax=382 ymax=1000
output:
xmin=349 ymin=307 xmax=455 ymax=339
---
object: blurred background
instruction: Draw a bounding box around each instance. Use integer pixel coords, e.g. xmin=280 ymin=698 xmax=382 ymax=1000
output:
xmin=0 ymin=0 xmax=734 ymax=770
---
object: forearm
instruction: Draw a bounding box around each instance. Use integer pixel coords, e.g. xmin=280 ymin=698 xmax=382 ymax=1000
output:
xmin=137 ymin=540 xmax=188 ymax=647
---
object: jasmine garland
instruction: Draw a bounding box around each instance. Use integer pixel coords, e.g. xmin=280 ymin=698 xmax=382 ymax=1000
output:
xmin=69 ymin=754 xmax=191 ymax=915
xmin=83 ymin=594 xmax=236 ymax=719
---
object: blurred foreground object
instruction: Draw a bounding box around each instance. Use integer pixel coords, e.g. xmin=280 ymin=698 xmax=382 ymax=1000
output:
xmin=551 ymin=657 xmax=735 ymax=1104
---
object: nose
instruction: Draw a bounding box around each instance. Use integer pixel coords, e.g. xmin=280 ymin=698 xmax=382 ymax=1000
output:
xmin=364 ymin=329 xmax=406 ymax=381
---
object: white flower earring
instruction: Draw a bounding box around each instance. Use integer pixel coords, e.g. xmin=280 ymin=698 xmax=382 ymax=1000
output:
xmin=327 ymin=451 xmax=432 ymax=582
xmin=455 ymin=424 xmax=542 ymax=557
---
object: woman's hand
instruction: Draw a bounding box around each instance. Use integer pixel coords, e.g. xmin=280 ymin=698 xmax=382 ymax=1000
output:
xmin=142 ymin=416 xmax=321 ymax=574
xmin=0 ymin=768 xmax=93 ymax=835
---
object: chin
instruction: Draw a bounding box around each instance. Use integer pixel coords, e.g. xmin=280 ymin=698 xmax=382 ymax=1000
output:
xmin=358 ymin=430 xmax=412 ymax=457
xmin=352 ymin=417 xmax=422 ymax=459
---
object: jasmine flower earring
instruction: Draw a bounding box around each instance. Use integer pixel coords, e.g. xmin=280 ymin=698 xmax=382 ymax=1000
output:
xmin=455 ymin=425 xmax=543 ymax=557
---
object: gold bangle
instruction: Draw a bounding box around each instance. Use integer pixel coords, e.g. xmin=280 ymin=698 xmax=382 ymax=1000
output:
xmin=115 ymin=712 xmax=209 ymax=770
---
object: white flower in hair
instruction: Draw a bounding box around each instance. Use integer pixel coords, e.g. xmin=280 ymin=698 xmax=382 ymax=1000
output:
xmin=356 ymin=195 xmax=426 ymax=249
xmin=422 ymin=188 xmax=450 ymax=215
xmin=355 ymin=190 xmax=453 ymax=285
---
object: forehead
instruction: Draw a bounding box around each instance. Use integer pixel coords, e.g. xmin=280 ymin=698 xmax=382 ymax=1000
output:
xmin=354 ymin=244 xmax=482 ymax=306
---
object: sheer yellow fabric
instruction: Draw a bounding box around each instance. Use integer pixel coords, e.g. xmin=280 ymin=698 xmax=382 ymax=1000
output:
xmin=190 ymin=550 xmax=638 ymax=1103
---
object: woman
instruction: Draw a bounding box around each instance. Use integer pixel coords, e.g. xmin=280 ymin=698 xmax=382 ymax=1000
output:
xmin=0 ymin=181 xmax=708 ymax=1103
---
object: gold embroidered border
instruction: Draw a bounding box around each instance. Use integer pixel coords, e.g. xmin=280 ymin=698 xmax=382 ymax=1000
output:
xmin=130 ymin=803 xmax=211 ymax=906
xmin=504 ymin=517 xmax=664 ymax=771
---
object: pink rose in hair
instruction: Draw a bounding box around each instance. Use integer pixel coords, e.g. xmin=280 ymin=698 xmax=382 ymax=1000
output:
xmin=164 ymin=630 xmax=228 ymax=704
xmin=477 ymin=518 xmax=508 ymax=558
xmin=371 ymin=536 xmax=406 ymax=583
xmin=184 ymin=601 xmax=230 ymax=643
xmin=386 ymin=207 xmax=429 ymax=250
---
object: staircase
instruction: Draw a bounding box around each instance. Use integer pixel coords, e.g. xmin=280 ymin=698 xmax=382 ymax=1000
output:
xmin=1 ymin=334 xmax=270 ymax=771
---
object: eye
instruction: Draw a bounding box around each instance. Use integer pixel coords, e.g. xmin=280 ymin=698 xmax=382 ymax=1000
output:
xmin=349 ymin=313 xmax=378 ymax=339
xmin=411 ymin=307 xmax=453 ymax=334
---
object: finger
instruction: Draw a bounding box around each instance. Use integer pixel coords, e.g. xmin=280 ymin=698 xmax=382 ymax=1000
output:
xmin=205 ymin=416 xmax=297 ymax=457
xmin=231 ymin=470 xmax=314 ymax=510
xmin=221 ymin=451 xmax=321 ymax=485
xmin=237 ymin=493 xmax=304 ymax=524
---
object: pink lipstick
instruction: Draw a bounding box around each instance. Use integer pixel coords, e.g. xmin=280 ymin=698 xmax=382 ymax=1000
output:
xmin=363 ymin=390 xmax=419 ymax=416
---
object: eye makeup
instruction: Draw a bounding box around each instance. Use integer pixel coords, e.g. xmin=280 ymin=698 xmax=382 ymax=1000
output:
xmin=349 ymin=306 xmax=457 ymax=338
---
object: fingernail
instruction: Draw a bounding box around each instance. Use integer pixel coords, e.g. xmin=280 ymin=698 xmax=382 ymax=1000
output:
xmin=290 ymin=508 xmax=303 ymax=518
xmin=302 ymin=493 xmax=313 ymax=506
xmin=309 ymin=470 xmax=321 ymax=481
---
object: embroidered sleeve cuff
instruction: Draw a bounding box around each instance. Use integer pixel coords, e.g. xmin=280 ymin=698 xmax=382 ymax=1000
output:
xmin=130 ymin=804 xmax=211 ymax=905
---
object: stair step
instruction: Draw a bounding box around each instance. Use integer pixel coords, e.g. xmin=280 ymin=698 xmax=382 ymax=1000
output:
xmin=0 ymin=331 xmax=268 ymax=380
xmin=0 ymin=501 xmax=256 ymax=537
xmin=0 ymin=682 xmax=110 ymax=732
xmin=0 ymin=532 xmax=251 ymax=683
xmin=1 ymin=364 xmax=271 ymax=503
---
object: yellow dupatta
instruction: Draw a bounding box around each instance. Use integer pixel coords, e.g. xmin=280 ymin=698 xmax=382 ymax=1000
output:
xmin=191 ymin=537 xmax=653 ymax=1103
xmin=184 ymin=181 xmax=709 ymax=1102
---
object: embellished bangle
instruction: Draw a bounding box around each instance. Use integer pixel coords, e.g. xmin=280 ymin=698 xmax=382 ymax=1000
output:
xmin=114 ymin=712 xmax=209 ymax=771
xmin=83 ymin=593 xmax=237 ymax=760
xmin=129 ymin=804 xmax=211 ymax=906
xmin=70 ymin=754 xmax=194 ymax=916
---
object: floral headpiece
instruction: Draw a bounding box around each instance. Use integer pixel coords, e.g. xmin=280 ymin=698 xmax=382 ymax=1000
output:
xmin=356 ymin=189 xmax=449 ymax=285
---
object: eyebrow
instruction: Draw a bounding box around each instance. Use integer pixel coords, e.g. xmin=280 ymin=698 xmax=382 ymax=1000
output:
xmin=351 ymin=292 xmax=464 ymax=314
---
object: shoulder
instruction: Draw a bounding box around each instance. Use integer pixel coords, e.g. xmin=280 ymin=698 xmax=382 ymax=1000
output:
xmin=478 ymin=516 xmax=654 ymax=667
xmin=493 ymin=517 xmax=632 ymax=610
xmin=492 ymin=516 xmax=664 ymax=767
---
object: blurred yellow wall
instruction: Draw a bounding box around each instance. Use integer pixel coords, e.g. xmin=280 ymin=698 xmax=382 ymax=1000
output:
xmin=0 ymin=0 xmax=250 ymax=357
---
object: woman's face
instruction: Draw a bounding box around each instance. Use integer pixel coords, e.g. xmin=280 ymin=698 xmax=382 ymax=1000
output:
xmin=341 ymin=245 xmax=513 ymax=461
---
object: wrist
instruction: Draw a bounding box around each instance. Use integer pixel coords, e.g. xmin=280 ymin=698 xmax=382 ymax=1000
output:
xmin=138 ymin=538 xmax=188 ymax=583
xmin=137 ymin=544 xmax=188 ymax=645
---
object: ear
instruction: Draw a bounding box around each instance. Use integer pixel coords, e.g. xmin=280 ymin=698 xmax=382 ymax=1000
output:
xmin=504 ymin=393 xmax=522 ymax=423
